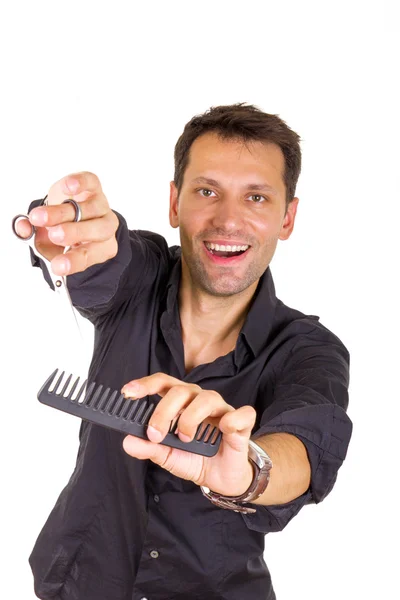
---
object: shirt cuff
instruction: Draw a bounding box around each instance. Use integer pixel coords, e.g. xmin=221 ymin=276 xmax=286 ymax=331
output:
xmin=242 ymin=403 xmax=352 ymax=533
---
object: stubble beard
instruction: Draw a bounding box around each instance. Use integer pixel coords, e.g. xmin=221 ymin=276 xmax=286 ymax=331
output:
xmin=181 ymin=235 xmax=269 ymax=298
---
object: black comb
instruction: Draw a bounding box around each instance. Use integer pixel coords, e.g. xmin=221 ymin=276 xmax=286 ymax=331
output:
xmin=37 ymin=369 xmax=222 ymax=457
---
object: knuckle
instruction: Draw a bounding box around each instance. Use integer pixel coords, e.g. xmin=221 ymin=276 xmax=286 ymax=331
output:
xmin=244 ymin=405 xmax=257 ymax=419
xmin=78 ymin=171 xmax=100 ymax=185
xmin=172 ymin=384 xmax=190 ymax=395
xmin=152 ymin=372 xmax=166 ymax=384
xmin=190 ymin=383 xmax=202 ymax=393
xmin=199 ymin=389 xmax=221 ymax=403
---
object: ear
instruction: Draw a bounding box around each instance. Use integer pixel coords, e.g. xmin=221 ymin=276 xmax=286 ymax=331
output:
xmin=278 ymin=197 xmax=299 ymax=241
xmin=169 ymin=181 xmax=179 ymax=228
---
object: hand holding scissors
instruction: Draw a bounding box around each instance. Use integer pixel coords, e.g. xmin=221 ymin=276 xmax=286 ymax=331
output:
xmin=12 ymin=171 xmax=119 ymax=277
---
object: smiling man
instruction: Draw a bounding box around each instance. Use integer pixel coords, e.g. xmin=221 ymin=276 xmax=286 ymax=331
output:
xmin=24 ymin=103 xmax=352 ymax=600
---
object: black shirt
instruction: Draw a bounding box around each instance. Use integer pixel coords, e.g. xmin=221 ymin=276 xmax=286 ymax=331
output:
xmin=28 ymin=206 xmax=352 ymax=600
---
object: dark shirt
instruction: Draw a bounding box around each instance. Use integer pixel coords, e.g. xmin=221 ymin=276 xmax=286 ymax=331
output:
xmin=28 ymin=203 xmax=352 ymax=600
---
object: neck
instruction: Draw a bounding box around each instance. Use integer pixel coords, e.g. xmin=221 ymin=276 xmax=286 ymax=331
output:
xmin=178 ymin=268 xmax=259 ymax=349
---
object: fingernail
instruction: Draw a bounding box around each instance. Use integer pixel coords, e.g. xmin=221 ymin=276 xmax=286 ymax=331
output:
xmin=122 ymin=382 xmax=141 ymax=397
xmin=177 ymin=431 xmax=191 ymax=443
xmin=29 ymin=208 xmax=48 ymax=225
xmin=48 ymin=226 xmax=64 ymax=243
xmin=66 ymin=178 xmax=79 ymax=193
xmin=56 ymin=258 xmax=70 ymax=275
xmin=147 ymin=425 xmax=162 ymax=443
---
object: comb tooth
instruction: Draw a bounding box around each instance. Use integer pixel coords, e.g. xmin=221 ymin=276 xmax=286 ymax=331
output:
xmin=86 ymin=384 xmax=103 ymax=408
xmin=53 ymin=371 xmax=66 ymax=395
xmin=140 ymin=403 xmax=155 ymax=425
xmin=60 ymin=374 xmax=73 ymax=397
xmin=96 ymin=388 xmax=110 ymax=411
xmin=205 ymin=426 xmax=218 ymax=444
xmin=128 ymin=399 xmax=146 ymax=422
xmin=212 ymin=430 xmax=223 ymax=446
xmin=110 ymin=394 xmax=126 ymax=416
xmin=120 ymin=398 xmax=134 ymax=419
xmin=131 ymin=400 xmax=148 ymax=423
xmin=123 ymin=399 xmax=139 ymax=420
xmin=197 ymin=423 xmax=211 ymax=442
xmin=67 ymin=376 xmax=80 ymax=400
xmin=82 ymin=382 xmax=97 ymax=405
xmin=104 ymin=390 xmax=118 ymax=414
xmin=169 ymin=416 xmax=180 ymax=434
xmin=117 ymin=398 xmax=131 ymax=418
xmin=42 ymin=369 xmax=59 ymax=393
xmin=75 ymin=380 xmax=88 ymax=403
xmin=123 ymin=399 xmax=139 ymax=421
xmin=194 ymin=423 xmax=202 ymax=437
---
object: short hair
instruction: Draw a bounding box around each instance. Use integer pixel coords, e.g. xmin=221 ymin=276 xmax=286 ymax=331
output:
xmin=174 ymin=103 xmax=302 ymax=211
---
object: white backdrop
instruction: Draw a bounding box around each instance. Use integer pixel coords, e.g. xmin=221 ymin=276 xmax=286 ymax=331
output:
xmin=1 ymin=1 xmax=399 ymax=599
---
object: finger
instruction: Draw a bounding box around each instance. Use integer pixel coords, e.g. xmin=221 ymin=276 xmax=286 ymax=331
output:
xmin=48 ymin=171 xmax=105 ymax=204
xmin=29 ymin=225 xmax=65 ymax=260
xmin=218 ymin=406 xmax=257 ymax=451
xmin=121 ymin=372 xmax=187 ymax=399
xmin=29 ymin=193 xmax=110 ymax=228
xmin=146 ymin=384 xmax=201 ymax=443
xmin=122 ymin=433 xmax=172 ymax=463
xmin=175 ymin=390 xmax=234 ymax=442
xmin=46 ymin=211 xmax=119 ymax=246
xmin=49 ymin=237 xmax=118 ymax=275
xmin=14 ymin=217 xmax=34 ymax=239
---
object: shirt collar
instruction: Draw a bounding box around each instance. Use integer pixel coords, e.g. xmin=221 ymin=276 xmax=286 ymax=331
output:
xmin=240 ymin=266 xmax=278 ymax=357
xmin=165 ymin=250 xmax=278 ymax=357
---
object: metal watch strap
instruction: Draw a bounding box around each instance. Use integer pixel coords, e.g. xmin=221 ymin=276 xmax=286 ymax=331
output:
xmin=200 ymin=439 xmax=273 ymax=514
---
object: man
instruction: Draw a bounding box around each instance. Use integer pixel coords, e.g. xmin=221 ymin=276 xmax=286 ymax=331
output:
xmin=21 ymin=103 xmax=352 ymax=600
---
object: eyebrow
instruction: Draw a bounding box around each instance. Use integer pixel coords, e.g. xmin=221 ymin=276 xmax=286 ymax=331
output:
xmin=190 ymin=176 xmax=279 ymax=196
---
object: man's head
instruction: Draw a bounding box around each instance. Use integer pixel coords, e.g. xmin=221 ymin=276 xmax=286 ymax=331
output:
xmin=169 ymin=103 xmax=301 ymax=297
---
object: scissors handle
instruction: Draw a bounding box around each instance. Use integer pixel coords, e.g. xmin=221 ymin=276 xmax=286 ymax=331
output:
xmin=12 ymin=214 xmax=36 ymax=241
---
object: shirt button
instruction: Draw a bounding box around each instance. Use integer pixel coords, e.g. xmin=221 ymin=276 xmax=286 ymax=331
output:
xmin=154 ymin=494 xmax=160 ymax=503
xmin=150 ymin=550 xmax=159 ymax=558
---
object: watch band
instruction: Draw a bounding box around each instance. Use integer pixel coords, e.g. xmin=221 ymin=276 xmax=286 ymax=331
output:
xmin=200 ymin=439 xmax=273 ymax=514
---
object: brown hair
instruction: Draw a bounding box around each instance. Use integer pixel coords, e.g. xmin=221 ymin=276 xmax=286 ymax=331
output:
xmin=173 ymin=103 xmax=302 ymax=211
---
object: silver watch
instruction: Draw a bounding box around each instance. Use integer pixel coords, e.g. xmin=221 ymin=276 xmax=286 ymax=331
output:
xmin=200 ymin=439 xmax=273 ymax=514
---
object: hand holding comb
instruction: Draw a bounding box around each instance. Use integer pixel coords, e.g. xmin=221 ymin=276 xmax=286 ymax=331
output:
xmin=38 ymin=369 xmax=222 ymax=457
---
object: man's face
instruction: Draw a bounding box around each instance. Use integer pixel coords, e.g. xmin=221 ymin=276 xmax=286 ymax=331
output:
xmin=169 ymin=132 xmax=298 ymax=297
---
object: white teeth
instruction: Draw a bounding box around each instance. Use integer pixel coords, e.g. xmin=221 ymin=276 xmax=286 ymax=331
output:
xmin=205 ymin=242 xmax=249 ymax=252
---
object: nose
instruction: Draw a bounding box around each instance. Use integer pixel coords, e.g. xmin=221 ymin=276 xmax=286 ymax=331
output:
xmin=210 ymin=194 xmax=242 ymax=232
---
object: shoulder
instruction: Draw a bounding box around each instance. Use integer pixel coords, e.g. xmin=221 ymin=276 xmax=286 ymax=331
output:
xmin=129 ymin=229 xmax=179 ymax=255
xmin=273 ymin=297 xmax=350 ymax=378
xmin=127 ymin=228 xmax=182 ymax=266
xmin=279 ymin=298 xmax=348 ymax=349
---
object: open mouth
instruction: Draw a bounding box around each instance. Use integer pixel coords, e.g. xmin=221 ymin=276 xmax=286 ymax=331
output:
xmin=203 ymin=241 xmax=250 ymax=259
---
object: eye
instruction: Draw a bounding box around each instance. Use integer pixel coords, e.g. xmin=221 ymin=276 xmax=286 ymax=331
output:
xmin=248 ymin=194 xmax=266 ymax=203
xmin=198 ymin=188 xmax=215 ymax=198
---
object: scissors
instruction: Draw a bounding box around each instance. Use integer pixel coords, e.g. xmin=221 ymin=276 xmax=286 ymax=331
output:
xmin=12 ymin=198 xmax=84 ymax=340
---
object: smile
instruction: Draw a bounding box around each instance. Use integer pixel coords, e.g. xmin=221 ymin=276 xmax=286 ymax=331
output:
xmin=203 ymin=241 xmax=250 ymax=262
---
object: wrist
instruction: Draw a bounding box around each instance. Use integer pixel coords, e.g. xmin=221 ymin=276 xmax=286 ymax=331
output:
xmin=200 ymin=439 xmax=273 ymax=514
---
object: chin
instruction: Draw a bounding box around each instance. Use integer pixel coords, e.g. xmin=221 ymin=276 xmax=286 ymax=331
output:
xmin=199 ymin=275 xmax=256 ymax=297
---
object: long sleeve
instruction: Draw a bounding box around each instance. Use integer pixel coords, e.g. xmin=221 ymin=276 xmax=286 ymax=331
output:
xmin=244 ymin=330 xmax=352 ymax=533
xmin=28 ymin=199 xmax=170 ymax=326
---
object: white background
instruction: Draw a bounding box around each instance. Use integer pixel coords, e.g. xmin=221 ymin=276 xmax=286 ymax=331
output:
xmin=1 ymin=1 xmax=399 ymax=599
